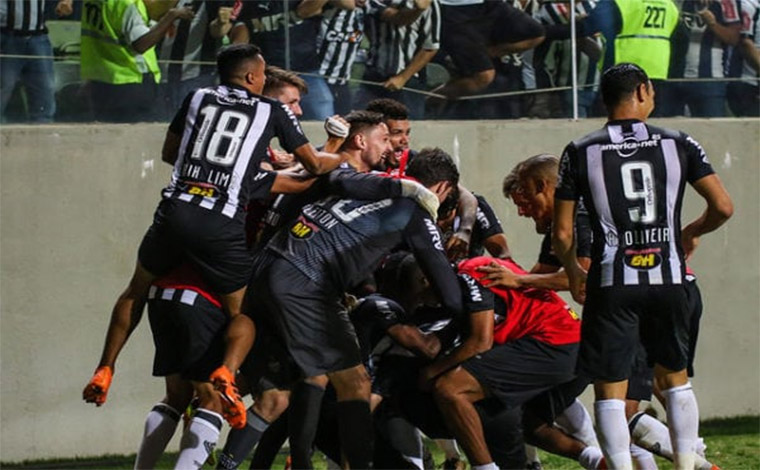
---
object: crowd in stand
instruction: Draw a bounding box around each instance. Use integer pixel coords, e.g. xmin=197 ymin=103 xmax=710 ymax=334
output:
xmin=1 ymin=0 xmax=758 ymax=123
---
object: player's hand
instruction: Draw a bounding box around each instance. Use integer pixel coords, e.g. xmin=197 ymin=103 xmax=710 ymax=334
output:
xmin=270 ymin=148 xmax=297 ymax=170
xmin=477 ymin=261 xmax=520 ymax=289
xmin=681 ymin=225 xmax=701 ymax=261
xmin=383 ymin=75 xmax=408 ymax=92
xmin=566 ymin=262 xmax=587 ymax=305
xmin=324 ymin=115 xmax=350 ymax=139
xmin=83 ymin=366 xmax=113 ymax=407
xmin=445 ymin=231 xmax=471 ymax=262
xmin=400 ymin=179 xmax=440 ymax=220
xmin=413 ymin=0 xmax=432 ymax=10
xmin=55 ymin=0 xmax=73 ymax=17
xmin=697 ymin=8 xmax=717 ymax=26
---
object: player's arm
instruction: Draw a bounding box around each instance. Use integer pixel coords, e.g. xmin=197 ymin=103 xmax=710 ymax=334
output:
xmin=230 ymin=22 xmax=249 ymax=44
xmin=328 ymin=170 xmax=440 ymax=217
xmin=270 ymin=169 xmax=319 ymax=194
xmin=552 ymin=199 xmax=587 ymax=303
xmin=740 ymin=36 xmax=760 ymax=73
xmin=446 ymin=185 xmax=478 ymax=261
xmin=383 ymin=47 xmax=438 ymax=91
xmin=420 ymin=309 xmax=494 ymax=389
xmin=698 ymin=7 xmax=741 ymax=46
xmin=681 ymin=174 xmax=733 ymax=260
xmin=482 ymin=233 xmax=511 ymax=259
xmin=387 ymin=324 xmax=442 ymax=359
xmin=405 ymin=211 xmax=464 ymax=315
xmin=479 ymin=257 xmax=591 ymax=291
xmin=161 ymin=129 xmax=181 ymax=164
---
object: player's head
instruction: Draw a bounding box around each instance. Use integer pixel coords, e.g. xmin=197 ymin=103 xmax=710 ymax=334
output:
xmin=366 ymin=98 xmax=411 ymax=167
xmin=217 ymin=44 xmax=266 ymax=94
xmin=514 ymin=154 xmax=559 ymax=234
xmin=343 ymin=110 xmax=392 ymax=171
xmin=377 ymin=252 xmax=438 ymax=309
xmin=406 ymin=147 xmax=460 ymax=203
xmin=600 ymin=63 xmax=655 ymax=119
xmin=263 ymin=66 xmax=308 ymax=118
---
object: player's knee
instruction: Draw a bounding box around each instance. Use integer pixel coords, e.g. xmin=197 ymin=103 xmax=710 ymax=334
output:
xmin=432 ymin=376 xmax=461 ymax=404
xmin=471 ymin=69 xmax=496 ymax=90
xmin=254 ymin=390 xmax=290 ymax=421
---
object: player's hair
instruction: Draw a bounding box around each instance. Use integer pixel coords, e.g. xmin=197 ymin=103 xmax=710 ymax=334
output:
xmin=600 ymin=62 xmax=650 ymax=110
xmin=344 ymin=110 xmax=386 ymax=140
xmin=217 ymin=43 xmax=263 ymax=85
xmin=406 ymin=147 xmax=460 ymax=189
xmin=263 ymin=65 xmax=308 ymax=96
xmin=366 ymin=98 xmax=409 ymax=121
xmin=376 ymin=252 xmax=422 ymax=301
xmin=502 ymin=164 xmax=523 ymax=199
xmin=517 ymin=154 xmax=559 ymax=188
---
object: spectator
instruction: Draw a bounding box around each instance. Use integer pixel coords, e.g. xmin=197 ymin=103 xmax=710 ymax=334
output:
xmin=317 ymin=0 xmax=366 ymax=114
xmin=663 ymin=0 xmax=742 ymax=116
xmin=1 ymin=0 xmax=73 ymax=123
xmin=355 ymin=0 xmax=441 ymax=119
xmin=231 ymin=0 xmax=353 ymax=121
xmin=727 ymin=0 xmax=759 ymax=116
xmin=80 ymin=0 xmax=194 ymax=122
xmin=432 ymin=0 xmax=544 ymax=100
xmin=532 ymin=0 xmax=602 ymax=118
xmin=157 ymin=0 xmax=240 ymax=118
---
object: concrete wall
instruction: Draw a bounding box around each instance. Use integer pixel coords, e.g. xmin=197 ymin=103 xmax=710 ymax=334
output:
xmin=1 ymin=119 xmax=758 ymax=462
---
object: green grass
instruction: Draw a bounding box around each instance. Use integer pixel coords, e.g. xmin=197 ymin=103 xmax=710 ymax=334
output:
xmin=3 ymin=416 xmax=758 ymax=469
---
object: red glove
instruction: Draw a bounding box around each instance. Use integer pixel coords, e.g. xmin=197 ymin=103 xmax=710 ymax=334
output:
xmin=83 ymin=366 xmax=113 ymax=407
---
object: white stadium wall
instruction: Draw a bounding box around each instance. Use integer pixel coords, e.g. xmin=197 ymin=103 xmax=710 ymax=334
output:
xmin=1 ymin=119 xmax=758 ymax=461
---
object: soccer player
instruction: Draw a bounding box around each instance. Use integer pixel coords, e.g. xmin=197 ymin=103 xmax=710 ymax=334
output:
xmin=365 ymin=97 xmax=479 ymax=261
xmin=424 ymin=256 xmax=582 ymax=470
xmin=83 ymin=43 xmax=344 ymax=428
xmin=248 ymin=148 xmax=462 ymax=469
xmin=553 ymin=63 xmax=733 ymax=470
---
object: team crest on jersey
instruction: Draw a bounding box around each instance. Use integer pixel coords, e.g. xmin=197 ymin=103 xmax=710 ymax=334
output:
xmin=624 ymin=248 xmax=663 ymax=270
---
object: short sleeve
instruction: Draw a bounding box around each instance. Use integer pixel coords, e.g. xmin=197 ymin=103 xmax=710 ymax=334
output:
xmin=555 ymin=142 xmax=580 ymax=200
xmin=681 ymin=133 xmax=716 ymax=184
xmin=458 ymin=273 xmax=494 ymax=315
xmin=273 ymin=103 xmax=309 ymax=153
xmin=169 ymin=91 xmax=194 ymax=135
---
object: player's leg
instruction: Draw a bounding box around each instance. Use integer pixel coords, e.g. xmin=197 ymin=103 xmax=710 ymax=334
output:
xmin=432 ymin=367 xmax=491 ymax=468
xmin=174 ymin=381 xmax=225 ymax=469
xmin=654 ymin=366 xmax=699 ymax=470
xmin=217 ymin=388 xmax=291 ymax=470
xmin=135 ymin=375 xmax=193 ymax=469
xmin=594 ymin=380 xmax=633 ymax=470
xmin=328 ymin=364 xmax=374 ymax=469
xmin=289 ymin=376 xmax=329 ymax=469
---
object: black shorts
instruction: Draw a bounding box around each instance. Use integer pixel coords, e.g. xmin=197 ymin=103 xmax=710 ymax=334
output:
xmin=441 ymin=2 xmax=544 ymax=75
xmin=148 ymin=287 xmax=227 ymax=382
xmin=239 ymin=320 xmax=301 ymax=392
xmin=249 ymin=255 xmax=363 ymax=378
xmin=524 ymin=375 xmax=591 ymax=424
xmin=578 ymin=285 xmax=692 ymax=382
xmin=138 ymin=199 xmax=253 ymax=294
xmin=685 ymin=279 xmax=703 ymax=377
xmin=461 ymin=337 xmax=578 ymax=409
xmin=372 ymin=355 xmax=430 ymax=398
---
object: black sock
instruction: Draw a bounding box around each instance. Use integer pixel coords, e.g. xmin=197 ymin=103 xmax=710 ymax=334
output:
xmin=337 ymin=399 xmax=373 ymax=469
xmin=250 ymin=414 xmax=289 ymax=469
xmin=288 ymin=382 xmax=326 ymax=469
xmin=217 ymin=409 xmax=270 ymax=469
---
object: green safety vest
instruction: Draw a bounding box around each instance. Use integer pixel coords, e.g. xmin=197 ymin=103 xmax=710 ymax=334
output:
xmin=80 ymin=0 xmax=161 ymax=84
xmin=614 ymin=0 xmax=679 ymax=79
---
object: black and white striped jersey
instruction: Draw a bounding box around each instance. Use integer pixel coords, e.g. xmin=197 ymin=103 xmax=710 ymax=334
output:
xmin=163 ymin=85 xmax=309 ymax=220
xmin=317 ymin=6 xmax=364 ymax=85
xmin=158 ymin=0 xmax=227 ymax=84
xmin=364 ymin=0 xmax=441 ymax=78
xmin=556 ymin=120 xmax=715 ymax=288
xmin=1 ymin=0 xmax=47 ymax=34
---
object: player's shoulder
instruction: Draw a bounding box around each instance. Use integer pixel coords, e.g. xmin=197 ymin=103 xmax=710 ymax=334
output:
xmin=645 ymin=122 xmax=684 ymax=141
xmin=571 ymin=127 xmax=610 ymax=150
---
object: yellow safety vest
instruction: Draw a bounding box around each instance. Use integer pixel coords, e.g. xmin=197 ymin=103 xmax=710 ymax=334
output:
xmin=80 ymin=0 xmax=161 ymax=84
xmin=614 ymin=0 xmax=679 ymax=79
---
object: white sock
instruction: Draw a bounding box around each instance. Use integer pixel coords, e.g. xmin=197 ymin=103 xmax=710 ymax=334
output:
xmin=595 ymin=399 xmax=632 ymax=470
xmin=630 ymin=412 xmax=674 ymax=459
xmin=525 ymin=444 xmax=541 ymax=465
xmin=664 ymin=383 xmax=699 ymax=470
xmin=630 ymin=444 xmax=658 ymax=470
xmin=557 ymin=399 xmax=601 ymax=448
xmin=435 ymin=439 xmax=461 ymax=460
xmin=173 ymin=409 xmax=222 ymax=470
xmin=472 ymin=463 xmax=498 ymax=470
xmin=134 ymin=403 xmax=181 ymax=470
xmin=630 ymin=412 xmax=714 ymax=470
xmin=578 ymin=446 xmax=605 ymax=470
